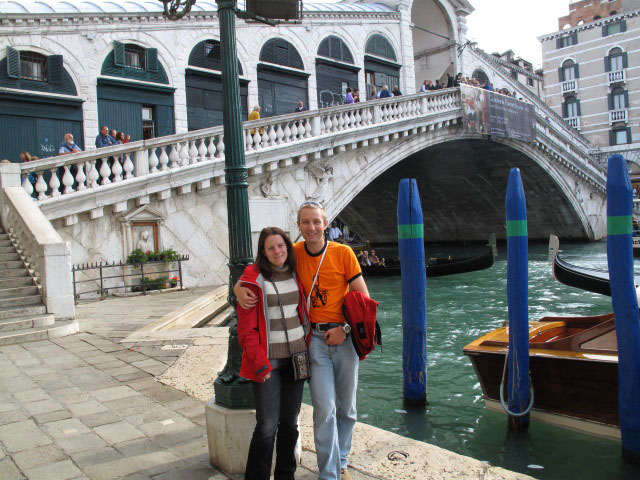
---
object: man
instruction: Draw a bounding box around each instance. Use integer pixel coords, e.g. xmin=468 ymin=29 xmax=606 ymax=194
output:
xmin=295 ymin=100 xmax=305 ymax=113
xmin=58 ymin=133 xmax=82 ymax=155
xmin=391 ymin=85 xmax=402 ymax=96
xmin=236 ymin=202 xmax=369 ymax=480
xmin=95 ymin=126 xmax=117 ymax=148
xmin=328 ymin=221 xmax=342 ymax=241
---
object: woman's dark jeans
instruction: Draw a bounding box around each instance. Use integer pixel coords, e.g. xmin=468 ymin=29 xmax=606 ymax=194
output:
xmin=244 ymin=359 xmax=304 ymax=480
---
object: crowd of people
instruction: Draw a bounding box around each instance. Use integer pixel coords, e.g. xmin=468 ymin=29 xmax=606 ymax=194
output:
xmin=95 ymin=126 xmax=131 ymax=148
xmin=357 ymin=249 xmax=385 ymax=268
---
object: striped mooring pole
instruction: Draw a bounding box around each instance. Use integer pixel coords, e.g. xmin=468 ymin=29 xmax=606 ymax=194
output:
xmin=505 ymin=168 xmax=531 ymax=431
xmin=397 ymin=178 xmax=427 ymax=405
xmin=606 ymin=154 xmax=640 ymax=464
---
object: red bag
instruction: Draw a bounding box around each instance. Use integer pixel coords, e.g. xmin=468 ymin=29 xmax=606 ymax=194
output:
xmin=342 ymin=291 xmax=381 ymax=361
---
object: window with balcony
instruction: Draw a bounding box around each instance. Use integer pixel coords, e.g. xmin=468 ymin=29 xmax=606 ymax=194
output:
xmin=559 ymin=60 xmax=579 ymax=93
xmin=609 ymin=48 xmax=624 ymax=71
xmin=603 ymin=20 xmax=626 ymax=36
xmin=563 ymin=96 xmax=580 ymax=119
xmin=611 ymin=88 xmax=627 ymax=110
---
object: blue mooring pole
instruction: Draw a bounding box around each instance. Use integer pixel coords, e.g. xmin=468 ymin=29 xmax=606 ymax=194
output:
xmin=397 ymin=178 xmax=427 ymax=405
xmin=505 ymin=168 xmax=530 ymax=431
xmin=606 ymin=154 xmax=640 ymax=465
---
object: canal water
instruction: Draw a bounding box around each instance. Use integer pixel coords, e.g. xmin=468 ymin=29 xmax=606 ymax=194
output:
xmin=306 ymin=240 xmax=640 ymax=480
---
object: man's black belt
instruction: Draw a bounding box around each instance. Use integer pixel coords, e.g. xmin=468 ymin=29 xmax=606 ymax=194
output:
xmin=311 ymin=322 xmax=344 ymax=333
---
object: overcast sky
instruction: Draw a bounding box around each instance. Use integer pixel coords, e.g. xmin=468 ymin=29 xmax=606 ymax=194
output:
xmin=315 ymin=0 xmax=573 ymax=69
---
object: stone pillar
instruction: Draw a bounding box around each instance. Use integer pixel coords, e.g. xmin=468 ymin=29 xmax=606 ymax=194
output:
xmin=0 ymin=162 xmax=22 ymax=226
xmin=397 ymin=1 xmax=416 ymax=95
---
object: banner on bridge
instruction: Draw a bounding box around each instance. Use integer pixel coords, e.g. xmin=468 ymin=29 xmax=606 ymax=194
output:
xmin=461 ymin=85 xmax=536 ymax=142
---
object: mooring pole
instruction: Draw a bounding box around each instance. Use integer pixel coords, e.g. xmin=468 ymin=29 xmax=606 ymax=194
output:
xmin=397 ymin=178 xmax=427 ymax=405
xmin=606 ymin=154 xmax=640 ymax=465
xmin=505 ymin=168 xmax=530 ymax=431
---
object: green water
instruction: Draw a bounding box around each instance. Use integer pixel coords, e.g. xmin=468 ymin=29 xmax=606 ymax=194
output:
xmin=307 ymin=241 xmax=640 ymax=480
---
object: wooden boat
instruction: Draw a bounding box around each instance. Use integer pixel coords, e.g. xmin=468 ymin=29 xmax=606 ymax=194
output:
xmin=548 ymin=234 xmax=640 ymax=296
xmin=463 ymin=312 xmax=619 ymax=438
xmin=361 ymin=234 xmax=497 ymax=278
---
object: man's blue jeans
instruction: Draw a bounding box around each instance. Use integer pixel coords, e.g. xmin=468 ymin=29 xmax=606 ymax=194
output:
xmin=309 ymin=330 xmax=359 ymax=480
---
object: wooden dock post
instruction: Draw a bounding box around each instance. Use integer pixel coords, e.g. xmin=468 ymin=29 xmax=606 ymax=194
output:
xmin=397 ymin=178 xmax=427 ymax=405
xmin=505 ymin=168 xmax=531 ymax=431
xmin=606 ymin=154 xmax=640 ymax=464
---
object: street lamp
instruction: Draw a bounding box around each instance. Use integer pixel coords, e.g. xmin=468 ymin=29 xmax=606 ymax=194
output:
xmin=160 ymin=0 xmax=301 ymax=409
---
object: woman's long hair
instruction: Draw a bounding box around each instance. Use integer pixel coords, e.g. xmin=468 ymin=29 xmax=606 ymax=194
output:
xmin=255 ymin=227 xmax=296 ymax=279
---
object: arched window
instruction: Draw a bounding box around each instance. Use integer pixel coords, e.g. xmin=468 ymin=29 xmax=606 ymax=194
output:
xmin=365 ymin=34 xmax=396 ymax=61
xmin=608 ymin=47 xmax=624 ymax=71
xmin=188 ymin=40 xmax=243 ymax=74
xmin=259 ymin=38 xmax=304 ymax=70
xmin=317 ymin=36 xmax=354 ymax=64
xmin=610 ymin=87 xmax=627 ymax=110
xmin=562 ymin=59 xmax=576 ymax=81
xmin=564 ymin=96 xmax=579 ymax=118
xmin=18 ymin=51 xmax=48 ymax=81
xmin=472 ymin=69 xmax=489 ymax=85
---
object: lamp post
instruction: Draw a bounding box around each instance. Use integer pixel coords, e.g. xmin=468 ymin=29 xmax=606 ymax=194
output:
xmin=161 ymin=0 xmax=254 ymax=409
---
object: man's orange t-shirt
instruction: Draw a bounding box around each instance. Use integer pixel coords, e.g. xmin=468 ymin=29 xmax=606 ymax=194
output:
xmin=293 ymin=241 xmax=362 ymax=324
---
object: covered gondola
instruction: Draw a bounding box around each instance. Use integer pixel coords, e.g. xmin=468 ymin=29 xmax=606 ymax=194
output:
xmin=362 ymin=234 xmax=497 ymax=278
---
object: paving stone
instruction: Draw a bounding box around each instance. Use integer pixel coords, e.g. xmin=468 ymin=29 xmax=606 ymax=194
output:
xmin=11 ymin=443 xmax=68 ymax=471
xmin=125 ymin=377 xmax=159 ymax=392
xmin=83 ymin=451 xmax=182 ymax=480
xmin=77 ymin=411 xmax=121 ymax=429
xmin=35 ymin=378 xmax=74 ymax=392
xmin=48 ymin=387 xmax=83 ymax=399
xmin=103 ymin=395 xmax=158 ymax=417
xmin=0 ymin=456 xmax=22 ymax=480
xmin=152 ymin=425 xmax=205 ymax=448
xmin=22 ymin=367 xmax=56 ymax=378
xmin=0 ymin=409 xmax=29 ymax=426
xmin=13 ymin=389 xmax=51 ymax=403
xmin=0 ymin=420 xmax=52 ymax=453
xmin=137 ymin=365 xmax=168 ymax=376
xmin=0 ymin=365 xmax=19 ymax=378
xmin=103 ymin=366 xmax=142 ymax=378
xmin=66 ymin=400 xmax=108 ymax=417
xmin=70 ymin=446 xmax=122 ymax=467
xmin=112 ymin=352 xmax=149 ymax=363
xmin=32 ymin=410 xmax=73 ymax=425
xmin=150 ymin=461 xmax=217 ymax=480
xmin=166 ymin=436 xmax=209 ymax=461
xmin=57 ymin=432 xmax=107 ymax=455
xmin=42 ymin=418 xmax=90 ymax=439
xmin=114 ymin=371 xmax=149 ymax=382
xmin=57 ymin=392 xmax=92 ymax=406
xmin=164 ymin=397 xmax=203 ymax=411
xmin=82 ymin=355 xmax=115 ymax=366
xmin=91 ymin=386 xmax=140 ymax=403
xmin=0 ymin=373 xmax=37 ymax=391
xmin=23 ymin=459 xmax=82 ymax=480
xmin=24 ymin=399 xmax=65 ymax=416
xmin=139 ymin=386 xmax=187 ymax=406
xmin=14 ymin=357 xmax=40 ymax=367
xmin=0 ymin=402 xmax=19 ymax=413
xmin=131 ymin=359 xmax=164 ymax=369
xmin=94 ymin=421 xmax=145 ymax=445
xmin=191 ymin=414 xmax=206 ymax=427
xmin=176 ymin=403 xmax=205 ymax=419
xmin=71 ymin=375 xmax=121 ymax=389
xmin=113 ymin=438 xmax=163 ymax=458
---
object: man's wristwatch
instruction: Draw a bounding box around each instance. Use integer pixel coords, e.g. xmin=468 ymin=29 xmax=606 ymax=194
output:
xmin=341 ymin=323 xmax=351 ymax=334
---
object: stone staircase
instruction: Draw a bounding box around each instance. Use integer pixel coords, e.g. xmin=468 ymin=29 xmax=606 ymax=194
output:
xmin=0 ymin=229 xmax=78 ymax=345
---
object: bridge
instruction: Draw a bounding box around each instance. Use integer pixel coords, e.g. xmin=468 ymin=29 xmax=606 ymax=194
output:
xmin=0 ymin=80 xmax=607 ymax=320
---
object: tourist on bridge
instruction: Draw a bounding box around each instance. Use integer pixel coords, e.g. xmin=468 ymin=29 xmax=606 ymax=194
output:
xmin=95 ymin=126 xmax=117 ymax=148
xmin=249 ymin=106 xmax=263 ymax=136
xmin=345 ymin=87 xmax=354 ymax=104
xmin=58 ymin=133 xmax=82 ymax=155
xmin=236 ymin=202 xmax=370 ymax=480
xmin=369 ymin=86 xmax=378 ymax=100
xmin=420 ymin=80 xmax=429 ymax=92
xmin=392 ymin=85 xmax=402 ymax=96
xmin=379 ymin=84 xmax=392 ymax=98
xmin=353 ymin=89 xmax=360 ymax=103
xmin=295 ymin=100 xmax=305 ymax=113
xmin=237 ymin=227 xmax=310 ymax=480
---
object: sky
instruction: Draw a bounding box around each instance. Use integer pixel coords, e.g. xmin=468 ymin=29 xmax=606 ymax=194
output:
xmin=314 ymin=0 xmax=573 ymax=70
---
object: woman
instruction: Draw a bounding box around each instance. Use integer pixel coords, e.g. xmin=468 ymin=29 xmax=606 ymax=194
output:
xmin=237 ymin=227 xmax=310 ymax=480
xmin=115 ymin=132 xmax=125 ymax=144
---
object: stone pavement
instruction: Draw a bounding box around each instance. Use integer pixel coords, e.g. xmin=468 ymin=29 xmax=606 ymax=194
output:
xmin=0 ymin=289 xmax=378 ymax=480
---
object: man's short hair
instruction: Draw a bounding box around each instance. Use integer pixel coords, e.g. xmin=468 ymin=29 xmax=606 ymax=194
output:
xmin=297 ymin=201 xmax=327 ymax=221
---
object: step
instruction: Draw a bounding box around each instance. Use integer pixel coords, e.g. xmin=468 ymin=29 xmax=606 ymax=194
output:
xmin=0 ymin=277 xmax=33 ymax=289
xmin=0 ymin=246 xmax=15 ymax=254
xmin=0 ymin=285 xmax=39 ymax=298
xmin=0 ymin=314 xmax=54 ymax=333
xmin=0 ymin=260 xmax=24 ymax=269
xmin=0 ymin=319 xmax=78 ymax=346
xmin=0 ymin=304 xmax=47 ymax=321
xmin=0 ymin=268 xmax=31 ymax=278
xmin=0 ymin=239 xmax=12 ymax=247
xmin=0 ymin=252 xmax=20 ymax=261
xmin=0 ymin=295 xmax=43 ymax=310
xmin=0 ymin=233 xmax=10 ymax=241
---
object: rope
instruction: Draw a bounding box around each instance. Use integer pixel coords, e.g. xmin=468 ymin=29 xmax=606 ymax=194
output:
xmin=498 ymin=343 xmax=535 ymax=417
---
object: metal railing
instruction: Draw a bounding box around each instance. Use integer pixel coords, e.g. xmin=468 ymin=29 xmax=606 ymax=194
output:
xmin=72 ymin=255 xmax=189 ymax=302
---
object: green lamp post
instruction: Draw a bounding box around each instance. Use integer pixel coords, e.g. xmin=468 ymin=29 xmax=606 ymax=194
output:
xmin=160 ymin=0 xmax=301 ymax=409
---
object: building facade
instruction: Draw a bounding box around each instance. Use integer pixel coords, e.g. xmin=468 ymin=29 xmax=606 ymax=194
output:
xmin=539 ymin=2 xmax=640 ymax=164
xmin=0 ymin=0 xmax=423 ymax=162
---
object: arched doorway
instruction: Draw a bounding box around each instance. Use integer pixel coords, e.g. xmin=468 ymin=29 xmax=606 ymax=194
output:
xmin=258 ymin=38 xmax=309 ymax=117
xmin=364 ymin=34 xmax=401 ymax=98
xmin=316 ymin=36 xmax=359 ymax=108
xmin=0 ymin=47 xmax=84 ymax=161
xmin=186 ymin=39 xmax=248 ymax=130
xmin=472 ymin=68 xmax=489 ymax=86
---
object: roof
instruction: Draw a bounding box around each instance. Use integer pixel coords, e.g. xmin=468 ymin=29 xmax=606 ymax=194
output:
xmin=0 ymin=0 xmax=395 ymax=15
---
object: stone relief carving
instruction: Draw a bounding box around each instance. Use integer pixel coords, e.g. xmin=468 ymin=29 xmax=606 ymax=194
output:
xmin=306 ymin=162 xmax=334 ymax=204
xmin=574 ymin=181 xmax=584 ymax=204
xmin=260 ymin=173 xmax=275 ymax=198
xmin=119 ymin=205 xmax=166 ymax=258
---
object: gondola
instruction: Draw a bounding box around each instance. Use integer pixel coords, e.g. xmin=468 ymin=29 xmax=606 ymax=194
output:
xmin=463 ymin=312 xmax=619 ymax=438
xmin=548 ymin=234 xmax=640 ymax=296
xmin=362 ymin=234 xmax=497 ymax=278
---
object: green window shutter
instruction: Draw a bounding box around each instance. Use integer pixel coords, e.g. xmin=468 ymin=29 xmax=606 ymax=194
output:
xmin=6 ymin=46 xmax=20 ymax=78
xmin=574 ymin=63 xmax=580 ymax=78
xmin=624 ymin=91 xmax=629 ymax=109
xmin=608 ymin=93 xmax=614 ymax=110
xmin=576 ymin=99 xmax=581 ymax=116
xmin=609 ymin=130 xmax=615 ymax=146
xmin=621 ymin=20 xmax=627 ymax=33
xmin=622 ymin=52 xmax=628 ymax=68
xmin=556 ymin=38 xmax=562 ymax=49
xmin=571 ymin=33 xmax=578 ymax=45
xmin=114 ymin=41 xmax=125 ymax=67
xmin=48 ymin=55 xmax=63 ymax=84
xmin=146 ymin=48 xmax=158 ymax=72
xmin=558 ymin=67 xmax=564 ymax=82
xmin=604 ymin=56 xmax=611 ymax=72
xmin=562 ymin=102 xmax=568 ymax=118
xmin=602 ymin=25 xmax=608 ymax=37
xmin=626 ymin=127 xmax=632 ymax=144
